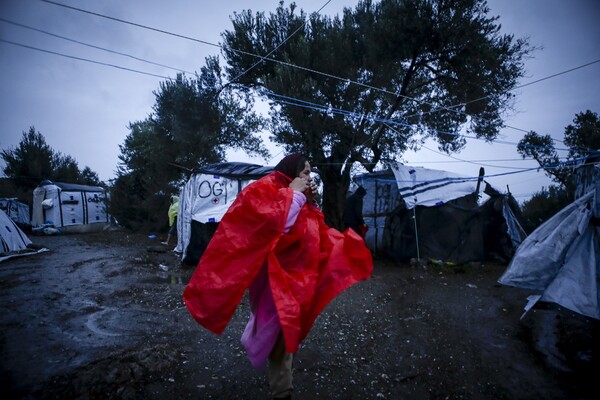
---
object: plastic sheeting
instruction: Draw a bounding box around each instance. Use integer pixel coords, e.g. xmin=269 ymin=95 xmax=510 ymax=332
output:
xmin=391 ymin=165 xmax=479 ymax=209
xmin=0 ymin=198 xmax=30 ymax=226
xmin=355 ymin=164 xmax=524 ymax=263
xmin=0 ymin=209 xmax=32 ymax=255
xmin=498 ymin=191 xmax=599 ymax=320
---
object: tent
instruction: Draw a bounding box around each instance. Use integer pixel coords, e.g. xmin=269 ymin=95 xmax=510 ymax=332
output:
xmin=0 ymin=209 xmax=48 ymax=262
xmin=354 ymin=164 xmax=527 ymax=265
xmin=0 ymin=198 xmax=30 ymax=226
xmin=32 ymin=180 xmax=110 ymax=233
xmin=498 ymin=160 xmax=600 ymax=320
xmin=176 ymin=162 xmax=274 ymax=264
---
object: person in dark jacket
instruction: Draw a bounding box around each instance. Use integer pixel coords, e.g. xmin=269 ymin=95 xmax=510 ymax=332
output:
xmin=343 ymin=186 xmax=367 ymax=237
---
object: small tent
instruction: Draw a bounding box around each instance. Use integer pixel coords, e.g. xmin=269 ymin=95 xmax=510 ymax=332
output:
xmin=0 ymin=198 xmax=31 ymax=226
xmin=498 ymin=159 xmax=600 ymax=320
xmin=354 ymin=164 xmax=526 ymax=264
xmin=176 ymin=162 xmax=274 ymax=264
xmin=32 ymin=180 xmax=110 ymax=233
xmin=0 ymin=209 xmax=48 ymax=262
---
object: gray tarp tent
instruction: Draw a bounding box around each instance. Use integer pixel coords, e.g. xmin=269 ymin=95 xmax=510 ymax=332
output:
xmin=354 ymin=164 xmax=527 ymax=265
xmin=176 ymin=162 xmax=274 ymax=265
xmin=499 ymin=160 xmax=600 ymax=320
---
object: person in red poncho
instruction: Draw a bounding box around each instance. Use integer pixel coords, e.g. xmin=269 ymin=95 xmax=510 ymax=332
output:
xmin=183 ymin=154 xmax=373 ymax=400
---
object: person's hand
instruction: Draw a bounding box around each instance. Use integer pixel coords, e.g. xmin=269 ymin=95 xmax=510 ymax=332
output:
xmin=304 ymin=180 xmax=318 ymax=202
xmin=289 ymin=177 xmax=310 ymax=192
xmin=289 ymin=177 xmax=317 ymax=201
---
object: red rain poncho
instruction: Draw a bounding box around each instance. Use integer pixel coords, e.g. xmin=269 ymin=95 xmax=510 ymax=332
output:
xmin=183 ymin=171 xmax=373 ymax=353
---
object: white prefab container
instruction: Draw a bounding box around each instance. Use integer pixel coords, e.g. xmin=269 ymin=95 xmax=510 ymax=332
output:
xmin=32 ymin=181 xmax=110 ymax=233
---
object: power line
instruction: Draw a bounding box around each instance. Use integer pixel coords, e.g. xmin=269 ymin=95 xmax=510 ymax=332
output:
xmin=34 ymin=0 xmax=530 ymax=137
xmin=411 ymin=157 xmax=566 ymax=164
xmin=419 ymin=145 xmax=537 ymax=170
xmin=4 ymin=32 xmax=590 ymax=188
xmin=40 ymin=0 xmax=599 ymax=148
xmin=39 ymin=0 xmax=221 ymax=49
xmin=1 ymin=30 xmax=584 ymax=161
xmin=0 ymin=17 xmax=196 ymax=75
xmin=231 ymin=0 xmax=333 ymax=83
xmin=248 ymin=84 xmax=581 ymax=153
xmin=0 ymin=39 xmax=171 ymax=80
xmin=22 ymin=1 xmax=599 ymax=164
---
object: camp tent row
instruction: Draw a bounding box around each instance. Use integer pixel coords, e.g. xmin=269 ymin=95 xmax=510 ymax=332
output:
xmin=177 ymin=162 xmax=526 ymax=266
xmin=32 ymin=180 xmax=110 ymax=233
xmin=354 ymin=164 xmax=527 ymax=265
xmin=499 ymin=158 xmax=600 ymax=320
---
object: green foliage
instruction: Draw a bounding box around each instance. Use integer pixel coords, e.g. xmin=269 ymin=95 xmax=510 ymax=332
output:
xmin=520 ymin=185 xmax=571 ymax=232
xmin=221 ymin=0 xmax=532 ymax=227
xmin=517 ymin=110 xmax=600 ymax=196
xmin=1 ymin=127 xmax=54 ymax=189
xmin=112 ymin=58 xmax=268 ymax=231
xmin=1 ymin=126 xmax=102 ymax=191
xmin=564 ymin=110 xmax=600 ymax=159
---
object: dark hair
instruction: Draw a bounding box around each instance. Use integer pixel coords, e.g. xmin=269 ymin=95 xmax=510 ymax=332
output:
xmin=274 ymin=153 xmax=308 ymax=179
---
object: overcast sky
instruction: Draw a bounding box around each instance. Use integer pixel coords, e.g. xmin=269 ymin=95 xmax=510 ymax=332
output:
xmin=1 ymin=0 xmax=599 ymax=202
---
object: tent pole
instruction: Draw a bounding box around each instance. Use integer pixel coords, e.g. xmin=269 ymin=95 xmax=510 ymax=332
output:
xmin=413 ymin=203 xmax=420 ymax=262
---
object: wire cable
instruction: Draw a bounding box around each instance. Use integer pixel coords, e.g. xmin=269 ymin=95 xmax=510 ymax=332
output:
xmin=39 ymin=0 xmax=599 ymax=150
xmin=0 ymin=38 xmax=171 ymax=80
xmin=230 ymin=0 xmax=333 ymax=83
xmin=23 ymin=1 xmax=599 ymax=166
xmin=1 ymin=27 xmax=583 ymax=163
xmin=0 ymin=17 xmax=196 ymax=75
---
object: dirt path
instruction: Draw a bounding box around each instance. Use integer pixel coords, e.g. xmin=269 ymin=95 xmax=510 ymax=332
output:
xmin=0 ymin=231 xmax=596 ymax=399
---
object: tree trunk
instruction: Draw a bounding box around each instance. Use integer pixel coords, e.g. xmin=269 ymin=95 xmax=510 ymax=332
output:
xmin=319 ymin=164 xmax=351 ymax=230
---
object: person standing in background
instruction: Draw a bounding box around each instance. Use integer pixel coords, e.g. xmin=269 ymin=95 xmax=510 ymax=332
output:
xmin=162 ymin=195 xmax=179 ymax=246
xmin=343 ymin=186 xmax=367 ymax=238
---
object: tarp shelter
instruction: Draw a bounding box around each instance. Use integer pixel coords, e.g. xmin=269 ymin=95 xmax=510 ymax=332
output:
xmin=0 ymin=198 xmax=30 ymax=226
xmin=354 ymin=164 xmax=526 ymax=265
xmin=498 ymin=159 xmax=600 ymax=320
xmin=176 ymin=162 xmax=274 ymax=265
xmin=1 ymin=209 xmax=48 ymax=262
xmin=32 ymin=180 xmax=110 ymax=233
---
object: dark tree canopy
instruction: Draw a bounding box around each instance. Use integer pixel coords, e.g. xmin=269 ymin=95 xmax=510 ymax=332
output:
xmin=112 ymin=57 xmax=268 ymax=230
xmin=221 ymin=0 xmax=532 ymax=227
xmin=520 ymin=184 xmax=571 ymax=232
xmin=517 ymin=110 xmax=600 ymax=196
xmin=1 ymin=127 xmax=54 ymax=189
xmin=1 ymin=126 xmax=101 ymax=191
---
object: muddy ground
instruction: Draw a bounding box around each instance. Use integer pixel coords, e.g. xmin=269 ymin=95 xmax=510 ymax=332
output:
xmin=0 ymin=230 xmax=597 ymax=400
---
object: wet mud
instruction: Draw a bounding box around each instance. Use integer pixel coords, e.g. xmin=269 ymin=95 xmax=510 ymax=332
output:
xmin=0 ymin=231 xmax=596 ymax=399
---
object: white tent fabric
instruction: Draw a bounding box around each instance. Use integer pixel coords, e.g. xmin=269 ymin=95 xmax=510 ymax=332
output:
xmin=1 ymin=209 xmax=49 ymax=262
xmin=176 ymin=167 xmax=263 ymax=256
xmin=0 ymin=209 xmax=31 ymax=253
xmin=498 ymin=191 xmax=599 ymax=320
xmin=391 ymin=165 xmax=479 ymax=209
xmin=32 ymin=181 xmax=109 ymax=233
xmin=356 ymin=164 xmax=494 ymax=255
xmin=0 ymin=198 xmax=30 ymax=225
xmin=502 ymin=200 xmax=528 ymax=249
